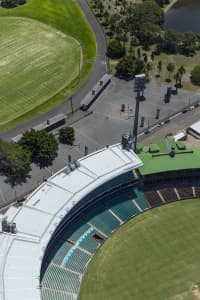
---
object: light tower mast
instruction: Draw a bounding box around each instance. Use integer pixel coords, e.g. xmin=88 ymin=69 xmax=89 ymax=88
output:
xmin=133 ymin=74 xmax=146 ymax=152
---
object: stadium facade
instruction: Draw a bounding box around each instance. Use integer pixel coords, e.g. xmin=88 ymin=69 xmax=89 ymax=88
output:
xmin=0 ymin=143 xmax=143 ymax=300
xmin=1 ymin=137 xmax=200 ymax=300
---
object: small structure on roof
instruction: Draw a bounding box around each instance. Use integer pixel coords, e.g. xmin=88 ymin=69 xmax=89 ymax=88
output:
xmin=173 ymin=130 xmax=187 ymax=142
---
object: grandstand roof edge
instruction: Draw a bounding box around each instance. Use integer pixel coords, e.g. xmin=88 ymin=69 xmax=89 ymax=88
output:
xmin=0 ymin=143 xmax=142 ymax=300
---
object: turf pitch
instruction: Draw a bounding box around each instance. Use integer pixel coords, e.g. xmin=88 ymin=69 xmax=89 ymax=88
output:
xmin=79 ymin=199 xmax=200 ymax=300
xmin=0 ymin=17 xmax=79 ymax=127
xmin=0 ymin=0 xmax=96 ymax=130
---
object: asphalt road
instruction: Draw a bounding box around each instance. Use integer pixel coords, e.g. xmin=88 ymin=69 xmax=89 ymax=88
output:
xmin=0 ymin=0 xmax=107 ymax=140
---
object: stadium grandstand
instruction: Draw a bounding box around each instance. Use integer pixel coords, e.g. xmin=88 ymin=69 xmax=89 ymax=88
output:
xmin=1 ymin=136 xmax=200 ymax=300
xmin=0 ymin=141 xmax=144 ymax=300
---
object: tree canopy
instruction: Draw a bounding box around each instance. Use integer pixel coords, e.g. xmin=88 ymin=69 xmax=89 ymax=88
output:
xmin=59 ymin=127 xmax=75 ymax=145
xmin=191 ymin=65 xmax=200 ymax=86
xmin=107 ymin=39 xmax=125 ymax=59
xmin=116 ymin=55 xmax=145 ymax=80
xmin=19 ymin=129 xmax=58 ymax=167
xmin=158 ymin=30 xmax=198 ymax=55
xmin=127 ymin=0 xmax=164 ymax=30
xmin=1 ymin=0 xmax=26 ymax=8
xmin=0 ymin=140 xmax=31 ymax=185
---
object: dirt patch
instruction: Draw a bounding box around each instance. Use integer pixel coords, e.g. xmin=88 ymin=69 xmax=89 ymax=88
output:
xmin=192 ymin=284 xmax=200 ymax=299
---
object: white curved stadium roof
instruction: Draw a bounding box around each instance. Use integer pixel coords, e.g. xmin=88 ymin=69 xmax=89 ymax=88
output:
xmin=0 ymin=144 xmax=143 ymax=300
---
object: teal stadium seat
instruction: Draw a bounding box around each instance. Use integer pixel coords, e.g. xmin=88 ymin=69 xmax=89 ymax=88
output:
xmin=134 ymin=187 xmax=149 ymax=210
xmin=78 ymin=230 xmax=101 ymax=253
xmin=60 ymin=219 xmax=90 ymax=243
xmin=104 ymin=192 xmax=140 ymax=221
xmin=83 ymin=204 xmax=120 ymax=236
xmin=49 ymin=240 xmax=72 ymax=266
xmin=41 ymin=288 xmax=76 ymax=300
xmin=41 ymin=184 xmax=148 ymax=300
xmin=41 ymin=264 xmax=80 ymax=294
xmin=65 ymin=248 xmax=91 ymax=273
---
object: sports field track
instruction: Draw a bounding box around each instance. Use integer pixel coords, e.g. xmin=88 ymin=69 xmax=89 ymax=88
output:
xmin=79 ymin=199 xmax=200 ymax=300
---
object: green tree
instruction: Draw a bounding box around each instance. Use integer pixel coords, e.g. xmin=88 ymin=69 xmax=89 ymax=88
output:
xmin=178 ymin=65 xmax=186 ymax=87
xmin=59 ymin=127 xmax=75 ymax=145
xmin=130 ymin=0 xmax=164 ymax=29
xmin=180 ymin=32 xmax=197 ymax=55
xmin=143 ymin=53 xmax=148 ymax=63
xmin=151 ymin=52 xmax=155 ymax=61
xmin=160 ymin=30 xmax=181 ymax=54
xmin=191 ymin=65 xmax=200 ymax=86
xmin=0 ymin=140 xmax=31 ymax=185
xmin=116 ymin=56 xmax=145 ymax=80
xmin=138 ymin=23 xmax=161 ymax=46
xmin=1 ymin=0 xmax=26 ymax=8
xmin=137 ymin=47 xmax=141 ymax=58
xmin=174 ymin=71 xmax=180 ymax=92
xmin=157 ymin=60 xmax=162 ymax=76
xmin=19 ymin=129 xmax=58 ymax=167
xmin=166 ymin=62 xmax=175 ymax=81
xmin=107 ymin=39 xmax=125 ymax=59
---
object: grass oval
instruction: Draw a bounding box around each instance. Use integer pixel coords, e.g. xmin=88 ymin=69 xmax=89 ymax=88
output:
xmin=79 ymin=199 xmax=200 ymax=300
xmin=0 ymin=17 xmax=80 ymax=126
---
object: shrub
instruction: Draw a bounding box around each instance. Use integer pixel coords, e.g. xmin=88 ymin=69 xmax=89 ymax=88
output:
xmin=107 ymin=40 xmax=125 ymax=59
xmin=59 ymin=127 xmax=75 ymax=145
xmin=1 ymin=0 xmax=26 ymax=8
xmin=191 ymin=65 xmax=200 ymax=86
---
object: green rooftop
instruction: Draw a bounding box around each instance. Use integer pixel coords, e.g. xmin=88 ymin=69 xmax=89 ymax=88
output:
xmin=138 ymin=137 xmax=200 ymax=176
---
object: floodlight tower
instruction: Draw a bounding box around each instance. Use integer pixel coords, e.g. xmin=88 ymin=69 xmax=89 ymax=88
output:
xmin=133 ymin=74 xmax=146 ymax=152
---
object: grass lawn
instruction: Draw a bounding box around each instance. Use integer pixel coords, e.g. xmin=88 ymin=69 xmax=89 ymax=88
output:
xmin=79 ymin=199 xmax=200 ymax=300
xmin=153 ymin=52 xmax=200 ymax=92
xmin=0 ymin=0 xmax=96 ymax=131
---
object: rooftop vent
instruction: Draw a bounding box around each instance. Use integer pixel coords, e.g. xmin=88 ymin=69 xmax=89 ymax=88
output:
xmin=74 ymin=160 xmax=80 ymax=168
xmin=65 ymin=166 xmax=71 ymax=174
xmin=121 ymin=134 xmax=133 ymax=151
xmin=69 ymin=162 xmax=76 ymax=171
xmin=1 ymin=217 xmax=17 ymax=234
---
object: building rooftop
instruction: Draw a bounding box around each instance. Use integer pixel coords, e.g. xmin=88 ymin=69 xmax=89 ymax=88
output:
xmin=0 ymin=143 xmax=142 ymax=300
xmin=138 ymin=137 xmax=200 ymax=176
xmin=188 ymin=120 xmax=200 ymax=134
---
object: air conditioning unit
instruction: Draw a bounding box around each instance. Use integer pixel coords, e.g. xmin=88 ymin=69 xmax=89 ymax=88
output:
xmin=69 ymin=162 xmax=76 ymax=171
xmin=1 ymin=216 xmax=17 ymax=234
xmin=121 ymin=134 xmax=133 ymax=151
xmin=74 ymin=160 xmax=80 ymax=168
xmin=65 ymin=166 xmax=71 ymax=174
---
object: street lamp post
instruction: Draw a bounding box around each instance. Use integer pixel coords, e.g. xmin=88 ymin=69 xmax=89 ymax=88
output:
xmin=133 ymin=74 xmax=146 ymax=152
xmin=69 ymin=96 xmax=74 ymax=114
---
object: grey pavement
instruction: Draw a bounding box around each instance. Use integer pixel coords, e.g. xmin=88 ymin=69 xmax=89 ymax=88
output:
xmin=1 ymin=76 xmax=200 ymax=210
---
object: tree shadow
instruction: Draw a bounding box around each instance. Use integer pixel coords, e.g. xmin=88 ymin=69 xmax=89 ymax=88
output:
xmin=3 ymin=172 xmax=31 ymax=188
xmin=34 ymin=158 xmax=55 ymax=169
